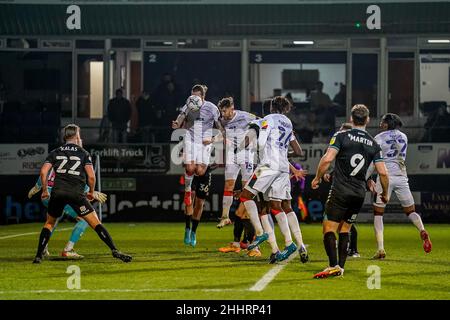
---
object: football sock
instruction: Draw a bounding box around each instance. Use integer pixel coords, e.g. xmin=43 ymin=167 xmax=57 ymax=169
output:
xmin=243 ymin=199 xmax=264 ymax=235
xmin=349 ymin=224 xmax=358 ymax=252
xmin=408 ymin=212 xmax=425 ymax=231
xmin=268 ymin=213 xmax=275 ymax=229
xmin=374 ymin=215 xmax=384 ymax=251
xmin=338 ymin=232 xmax=350 ymax=269
xmin=222 ymin=191 xmax=234 ymax=219
xmin=286 ymin=211 xmax=304 ymax=247
xmin=273 ymin=210 xmax=293 ymax=247
xmin=323 ymin=232 xmax=338 ymax=267
xmin=94 ymin=224 xmax=117 ymax=251
xmin=184 ymin=172 xmax=194 ymax=192
xmin=242 ymin=219 xmax=255 ymax=243
xmin=66 ymin=220 xmax=88 ymax=250
xmin=233 ymin=216 xmax=244 ymax=242
xmin=261 ymin=214 xmax=279 ymax=254
xmin=49 ymin=217 xmax=61 ymax=237
xmin=35 ymin=227 xmax=51 ymax=258
xmin=191 ymin=219 xmax=200 ymax=233
xmin=185 ymin=214 xmax=191 ymax=230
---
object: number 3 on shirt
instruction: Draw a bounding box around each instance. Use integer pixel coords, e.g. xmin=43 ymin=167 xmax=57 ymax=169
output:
xmin=386 ymin=138 xmax=406 ymax=158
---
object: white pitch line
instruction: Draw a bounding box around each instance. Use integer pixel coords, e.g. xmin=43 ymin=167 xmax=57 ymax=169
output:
xmin=249 ymin=252 xmax=299 ymax=292
xmin=0 ymin=288 xmax=247 ymax=295
xmin=0 ymin=228 xmax=72 ymax=240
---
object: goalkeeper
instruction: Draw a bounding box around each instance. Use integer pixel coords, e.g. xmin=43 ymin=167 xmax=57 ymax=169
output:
xmin=28 ymin=169 xmax=107 ymax=259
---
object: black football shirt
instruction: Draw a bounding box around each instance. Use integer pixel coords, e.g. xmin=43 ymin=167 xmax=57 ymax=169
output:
xmin=328 ymin=128 xmax=383 ymax=198
xmin=44 ymin=143 xmax=93 ymax=195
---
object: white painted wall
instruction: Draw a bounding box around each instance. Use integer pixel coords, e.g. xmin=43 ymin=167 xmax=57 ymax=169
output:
xmin=420 ymin=54 xmax=450 ymax=104
xmin=256 ymin=63 xmax=346 ymax=100
xmin=90 ymin=61 xmax=104 ymax=119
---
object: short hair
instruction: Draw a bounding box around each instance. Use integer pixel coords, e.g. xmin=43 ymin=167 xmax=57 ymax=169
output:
xmin=115 ymin=88 xmax=123 ymax=95
xmin=63 ymin=124 xmax=80 ymax=141
xmin=192 ymin=84 xmax=208 ymax=98
xmin=381 ymin=113 xmax=403 ymax=130
xmin=351 ymin=104 xmax=370 ymax=126
xmin=218 ymin=97 xmax=234 ymax=109
xmin=340 ymin=122 xmax=353 ymax=130
xmin=271 ymin=96 xmax=292 ymax=114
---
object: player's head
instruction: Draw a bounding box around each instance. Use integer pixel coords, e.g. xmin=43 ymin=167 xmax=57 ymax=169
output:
xmin=191 ymin=84 xmax=207 ymax=102
xmin=270 ymin=96 xmax=292 ymax=115
xmin=380 ymin=113 xmax=403 ymax=131
xmin=115 ymin=88 xmax=123 ymax=98
xmin=350 ymin=104 xmax=370 ymax=127
xmin=339 ymin=122 xmax=353 ymax=131
xmin=218 ymin=97 xmax=235 ymax=120
xmin=63 ymin=124 xmax=82 ymax=146
xmin=316 ymin=81 xmax=324 ymax=92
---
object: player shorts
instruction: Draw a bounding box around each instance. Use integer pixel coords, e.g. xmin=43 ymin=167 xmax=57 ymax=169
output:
xmin=225 ymin=161 xmax=254 ymax=182
xmin=47 ymin=190 xmax=94 ymax=218
xmin=323 ymin=188 xmax=365 ymax=224
xmin=245 ymin=165 xmax=291 ymax=201
xmin=192 ymin=170 xmax=212 ymax=200
xmin=373 ymin=174 xmax=415 ymax=208
xmin=183 ymin=138 xmax=212 ymax=166
xmin=41 ymin=187 xmax=79 ymax=219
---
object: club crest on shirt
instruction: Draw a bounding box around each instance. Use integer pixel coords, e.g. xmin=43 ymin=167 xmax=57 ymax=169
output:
xmin=261 ymin=120 xmax=268 ymax=129
xmin=330 ymin=137 xmax=336 ymax=145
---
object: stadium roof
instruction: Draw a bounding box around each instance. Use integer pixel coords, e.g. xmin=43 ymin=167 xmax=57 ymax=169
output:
xmin=0 ymin=2 xmax=449 ymax=36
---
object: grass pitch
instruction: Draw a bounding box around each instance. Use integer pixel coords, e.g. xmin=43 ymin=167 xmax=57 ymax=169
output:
xmin=0 ymin=222 xmax=449 ymax=300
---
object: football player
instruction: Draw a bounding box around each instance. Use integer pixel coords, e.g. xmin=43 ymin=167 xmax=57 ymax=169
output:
xmin=368 ymin=113 xmax=432 ymax=259
xmin=28 ymin=168 xmax=107 ymax=259
xmin=32 ymin=124 xmax=131 ymax=264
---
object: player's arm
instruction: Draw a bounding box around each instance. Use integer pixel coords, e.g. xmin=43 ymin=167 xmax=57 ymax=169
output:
xmin=39 ymin=163 xmax=53 ymax=200
xmin=289 ymin=137 xmax=303 ymax=157
xmin=172 ymin=105 xmax=188 ymax=129
xmin=28 ymin=175 xmax=43 ymax=199
xmin=289 ymin=163 xmax=308 ymax=181
xmin=204 ymin=119 xmax=226 ymax=145
xmin=172 ymin=113 xmax=186 ymax=129
xmin=83 ymin=184 xmax=107 ymax=203
xmin=365 ymin=162 xmax=377 ymax=193
xmin=238 ymin=121 xmax=260 ymax=152
xmin=85 ymin=164 xmax=96 ymax=201
xmin=257 ymin=119 xmax=271 ymax=150
xmin=374 ymin=161 xmax=389 ymax=204
xmin=311 ymin=147 xmax=338 ymax=189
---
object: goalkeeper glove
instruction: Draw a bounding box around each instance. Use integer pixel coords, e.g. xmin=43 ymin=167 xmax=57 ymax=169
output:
xmin=92 ymin=191 xmax=107 ymax=204
xmin=27 ymin=185 xmax=42 ymax=199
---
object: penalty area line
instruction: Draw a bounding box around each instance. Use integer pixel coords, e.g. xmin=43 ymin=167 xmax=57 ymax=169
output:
xmin=249 ymin=251 xmax=299 ymax=292
xmin=0 ymin=228 xmax=73 ymax=240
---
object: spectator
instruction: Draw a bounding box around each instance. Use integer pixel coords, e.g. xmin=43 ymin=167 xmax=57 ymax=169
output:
xmin=0 ymin=82 xmax=6 ymax=113
xmin=310 ymin=81 xmax=335 ymax=137
xmin=152 ymin=74 xmax=183 ymax=123
xmin=136 ymin=91 xmax=155 ymax=142
xmin=424 ymin=104 xmax=450 ymax=142
xmin=155 ymin=82 xmax=183 ymax=123
xmin=333 ymin=83 xmax=347 ymax=116
xmin=285 ymin=92 xmax=294 ymax=106
xmin=107 ymin=88 xmax=131 ymax=143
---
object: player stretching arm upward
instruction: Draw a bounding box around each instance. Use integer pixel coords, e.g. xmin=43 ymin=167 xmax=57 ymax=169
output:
xmin=172 ymin=84 xmax=225 ymax=245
